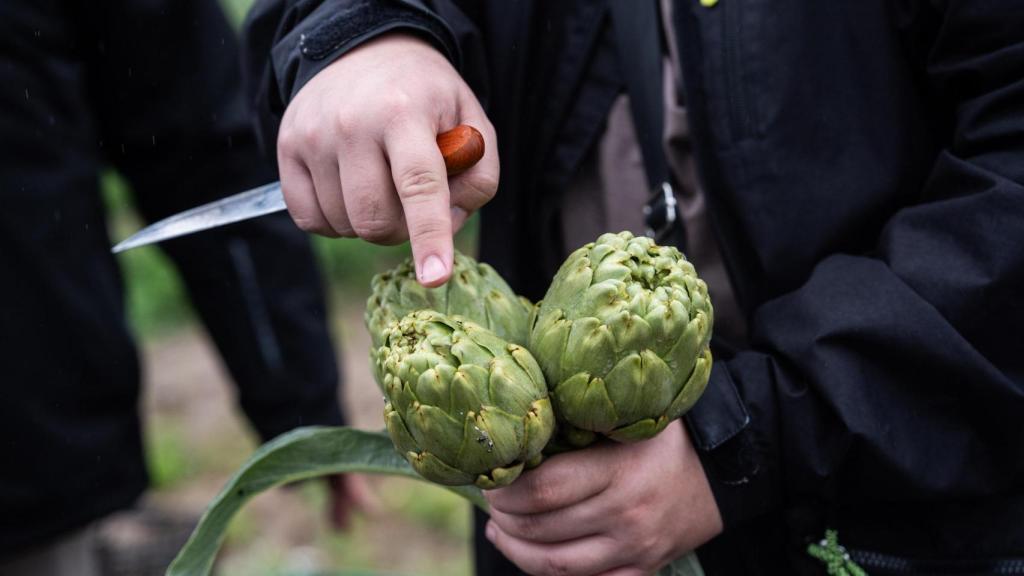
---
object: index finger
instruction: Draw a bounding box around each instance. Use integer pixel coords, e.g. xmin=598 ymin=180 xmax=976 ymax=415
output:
xmin=384 ymin=120 xmax=454 ymax=287
xmin=486 ymin=447 xmax=616 ymax=515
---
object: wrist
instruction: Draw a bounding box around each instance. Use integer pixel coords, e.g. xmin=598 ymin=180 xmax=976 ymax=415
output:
xmin=678 ymin=423 xmax=725 ymax=546
xmin=275 ymin=0 xmax=459 ymax=105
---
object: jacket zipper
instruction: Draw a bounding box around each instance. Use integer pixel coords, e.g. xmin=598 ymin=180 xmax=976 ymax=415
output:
xmin=849 ymin=549 xmax=1024 ymax=575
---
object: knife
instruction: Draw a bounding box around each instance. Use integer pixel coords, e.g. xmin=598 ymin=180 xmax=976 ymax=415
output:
xmin=112 ymin=124 xmax=485 ymax=253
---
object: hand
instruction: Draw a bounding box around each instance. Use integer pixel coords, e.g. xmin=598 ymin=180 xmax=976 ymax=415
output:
xmin=484 ymin=420 xmax=723 ymax=576
xmin=277 ymin=33 xmax=499 ymax=287
xmin=325 ymin=473 xmax=378 ymax=531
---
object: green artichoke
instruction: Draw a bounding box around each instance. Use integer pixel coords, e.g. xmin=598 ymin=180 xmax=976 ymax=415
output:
xmin=366 ymin=251 xmax=533 ymax=388
xmin=529 ymin=231 xmax=713 ymax=445
xmin=378 ymin=310 xmax=555 ymax=489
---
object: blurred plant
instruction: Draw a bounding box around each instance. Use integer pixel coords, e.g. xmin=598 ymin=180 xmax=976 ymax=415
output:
xmin=145 ymin=417 xmax=195 ymax=489
xmin=103 ymin=169 xmax=194 ymax=337
xmin=220 ymin=0 xmax=253 ymax=28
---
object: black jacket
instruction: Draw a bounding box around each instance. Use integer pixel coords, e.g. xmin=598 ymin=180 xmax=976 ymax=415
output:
xmin=245 ymin=0 xmax=1024 ymax=573
xmin=0 ymin=0 xmax=343 ymax=555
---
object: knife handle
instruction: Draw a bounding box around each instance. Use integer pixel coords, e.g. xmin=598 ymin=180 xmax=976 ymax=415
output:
xmin=438 ymin=125 xmax=485 ymax=176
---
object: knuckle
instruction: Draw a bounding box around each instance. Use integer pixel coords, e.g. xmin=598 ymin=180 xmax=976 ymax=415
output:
xmin=293 ymin=216 xmax=338 ymax=237
xmin=326 ymin=218 xmax=355 ymax=238
xmin=406 ymin=216 xmax=447 ymax=242
xmin=475 ymin=172 xmax=500 ymax=197
xmin=528 ymin=482 xmax=560 ymax=511
xmin=293 ymin=216 xmax=318 ymax=233
xmin=380 ymin=90 xmax=416 ymax=119
xmin=620 ymin=506 xmax=644 ymax=532
xmin=461 ymin=174 xmax=498 ymax=207
xmin=278 ymin=110 xmax=301 ymax=152
xmin=332 ymin=112 xmax=357 ymax=138
xmin=297 ymin=121 xmax=323 ymax=150
xmin=512 ymin=515 xmax=542 ymax=541
xmin=283 ymin=197 xmax=315 ymax=229
xmin=396 ymin=166 xmax=443 ymax=200
xmin=541 ymin=554 xmax=572 ymax=576
xmin=351 ymin=217 xmax=396 ymax=243
xmin=636 ymin=533 xmax=660 ymax=561
xmin=277 ymin=129 xmax=300 ymax=155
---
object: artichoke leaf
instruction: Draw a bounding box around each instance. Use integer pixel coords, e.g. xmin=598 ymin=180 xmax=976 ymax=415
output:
xmin=607 ymin=416 xmax=667 ymax=443
xmin=384 ymin=404 xmax=419 ymax=455
xmin=522 ymin=398 xmax=556 ymax=458
xmin=665 ymin=349 xmax=713 ymax=420
xmin=476 ymin=461 xmax=526 ymax=490
xmin=554 ymin=373 xmax=618 ymax=433
xmin=407 ymin=403 xmax=465 ymax=464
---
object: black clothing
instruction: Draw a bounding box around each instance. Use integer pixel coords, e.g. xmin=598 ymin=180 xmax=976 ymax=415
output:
xmin=0 ymin=0 xmax=343 ymax=555
xmin=245 ymin=0 xmax=1024 ymax=573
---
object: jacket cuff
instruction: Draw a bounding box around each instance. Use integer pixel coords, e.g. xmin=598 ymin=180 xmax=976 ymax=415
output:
xmin=272 ymin=0 xmax=460 ymax=105
xmin=684 ymin=356 xmax=782 ymax=530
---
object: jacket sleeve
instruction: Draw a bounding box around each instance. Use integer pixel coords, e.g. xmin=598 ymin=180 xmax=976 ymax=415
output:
xmin=242 ymin=0 xmax=485 ymax=155
xmin=684 ymin=0 xmax=1024 ymax=531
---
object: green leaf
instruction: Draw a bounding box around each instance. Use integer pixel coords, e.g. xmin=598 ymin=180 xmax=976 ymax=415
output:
xmin=166 ymin=427 xmax=485 ymax=576
xmin=166 ymin=425 xmax=702 ymax=576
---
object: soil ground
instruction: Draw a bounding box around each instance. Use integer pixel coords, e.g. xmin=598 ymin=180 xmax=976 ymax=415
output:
xmin=103 ymin=305 xmax=472 ymax=576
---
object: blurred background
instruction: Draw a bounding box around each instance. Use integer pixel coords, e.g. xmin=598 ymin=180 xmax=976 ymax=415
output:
xmin=95 ymin=1 xmax=476 ymax=574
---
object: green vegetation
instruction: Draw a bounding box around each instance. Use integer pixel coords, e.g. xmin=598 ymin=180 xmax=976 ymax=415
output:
xmin=103 ymin=170 xmax=194 ymax=336
xmin=145 ymin=417 xmax=195 ymax=489
xmin=220 ymin=0 xmax=253 ymax=28
xmin=103 ymin=155 xmax=478 ymax=575
xmin=165 ymin=428 xmax=474 ymax=576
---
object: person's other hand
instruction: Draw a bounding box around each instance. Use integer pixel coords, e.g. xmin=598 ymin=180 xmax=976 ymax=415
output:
xmin=484 ymin=420 xmax=723 ymax=576
xmin=277 ymin=33 xmax=499 ymax=287
xmin=325 ymin=473 xmax=378 ymax=531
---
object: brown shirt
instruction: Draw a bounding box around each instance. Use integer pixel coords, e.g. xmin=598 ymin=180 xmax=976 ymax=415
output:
xmin=560 ymin=2 xmax=747 ymax=344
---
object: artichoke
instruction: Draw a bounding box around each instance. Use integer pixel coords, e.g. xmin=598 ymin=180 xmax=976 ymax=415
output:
xmin=529 ymin=231 xmax=713 ymax=445
xmin=378 ymin=310 xmax=555 ymax=489
xmin=366 ymin=251 xmax=533 ymax=388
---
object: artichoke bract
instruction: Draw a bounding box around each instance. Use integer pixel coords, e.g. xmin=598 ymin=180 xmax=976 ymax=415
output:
xmin=366 ymin=252 xmax=533 ymax=388
xmin=379 ymin=310 xmax=555 ymax=489
xmin=529 ymin=231 xmax=713 ymax=445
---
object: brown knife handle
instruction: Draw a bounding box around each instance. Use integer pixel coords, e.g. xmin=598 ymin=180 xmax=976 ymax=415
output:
xmin=438 ymin=124 xmax=485 ymax=176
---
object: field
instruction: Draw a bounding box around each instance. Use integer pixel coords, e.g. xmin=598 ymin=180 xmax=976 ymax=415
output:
xmin=103 ymin=160 xmax=478 ymax=575
xmin=92 ymin=3 xmax=488 ymax=573
xmin=105 ymin=166 xmax=479 ymax=575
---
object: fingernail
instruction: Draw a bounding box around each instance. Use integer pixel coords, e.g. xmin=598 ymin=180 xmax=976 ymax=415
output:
xmin=485 ymin=521 xmax=496 ymax=542
xmin=419 ymin=254 xmax=447 ymax=284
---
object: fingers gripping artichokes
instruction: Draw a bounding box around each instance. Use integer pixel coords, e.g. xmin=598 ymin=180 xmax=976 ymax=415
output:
xmin=529 ymin=231 xmax=713 ymax=445
xmin=379 ymin=310 xmax=556 ymax=489
xmin=366 ymin=251 xmax=534 ymax=388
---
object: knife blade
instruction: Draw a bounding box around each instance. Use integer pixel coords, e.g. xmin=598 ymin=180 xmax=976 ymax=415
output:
xmin=112 ymin=124 xmax=485 ymax=253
